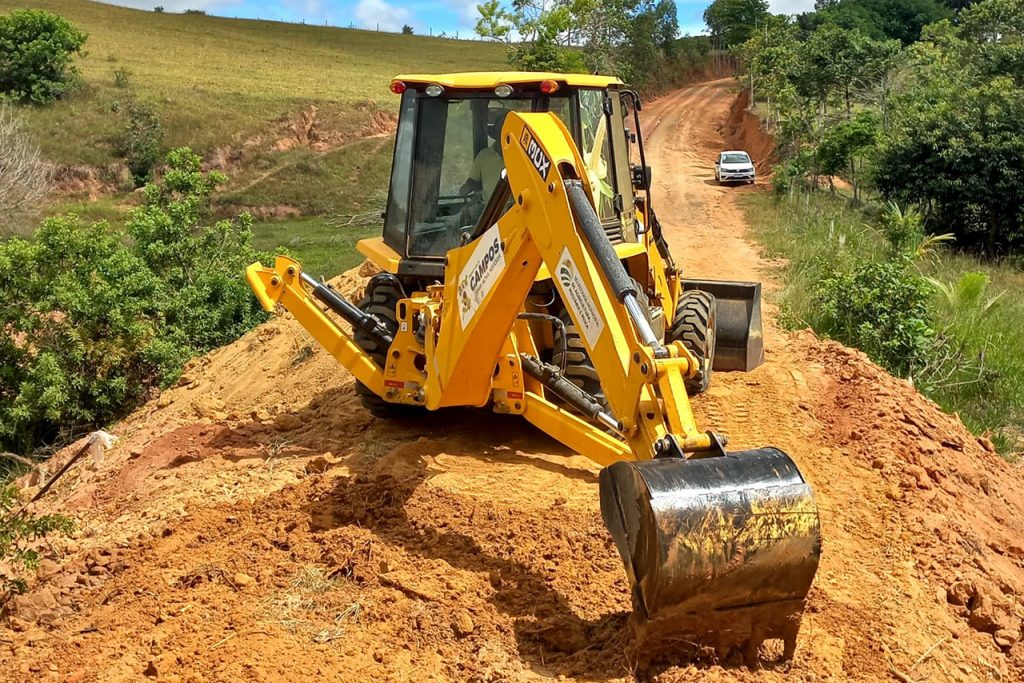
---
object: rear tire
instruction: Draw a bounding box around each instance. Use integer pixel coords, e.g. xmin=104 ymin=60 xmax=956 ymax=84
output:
xmin=354 ymin=274 xmax=418 ymax=418
xmin=552 ymin=307 xmax=605 ymax=405
xmin=668 ymin=290 xmax=717 ymax=394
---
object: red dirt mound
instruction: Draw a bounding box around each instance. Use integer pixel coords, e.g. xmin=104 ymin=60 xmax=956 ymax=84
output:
xmin=720 ymin=89 xmax=775 ymax=173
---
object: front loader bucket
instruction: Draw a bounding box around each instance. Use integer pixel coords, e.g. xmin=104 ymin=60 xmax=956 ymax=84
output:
xmin=599 ymin=448 xmax=820 ymax=664
xmin=682 ymin=279 xmax=763 ymax=371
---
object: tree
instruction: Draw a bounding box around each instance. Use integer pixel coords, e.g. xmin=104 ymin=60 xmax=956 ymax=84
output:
xmin=476 ymin=1 xmax=586 ymax=72
xmin=816 ymin=109 xmax=880 ymax=200
xmin=703 ymin=0 xmax=769 ymax=47
xmin=401 ymin=23 xmax=414 ymax=35
xmin=874 ymin=76 xmax=1024 ymax=253
xmin=872 ymin=0 xmax=1024 ymax=253
xmin=801 ymin=0 xmax=950 ymax=45
xmin=0 ymin=105 xmax=50 ymax=233
xmin=0 ymin=10 xmax=87 ymax=104
xmin=476 ymin=0 xmax=513 ymax=42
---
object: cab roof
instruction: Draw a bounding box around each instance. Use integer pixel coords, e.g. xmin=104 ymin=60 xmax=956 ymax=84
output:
xmin=391 ymin=71 xmax=623 ymax=89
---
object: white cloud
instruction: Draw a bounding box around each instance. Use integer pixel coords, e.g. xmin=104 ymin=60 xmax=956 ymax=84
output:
xmin=451 ymin=0 xmax=479 ymax=28
xmin=355 ymin=0 xmax=412 ymax=31
xmin=769 ymin=0 xmax=816 ymax=15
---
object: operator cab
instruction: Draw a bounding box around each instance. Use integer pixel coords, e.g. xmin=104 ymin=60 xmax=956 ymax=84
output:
xmin=376 ymin=73 xmax=646 ymax=279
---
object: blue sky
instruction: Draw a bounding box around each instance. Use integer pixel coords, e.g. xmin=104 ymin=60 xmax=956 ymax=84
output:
xmin=104 ymin=0 xmax=814 ymax=37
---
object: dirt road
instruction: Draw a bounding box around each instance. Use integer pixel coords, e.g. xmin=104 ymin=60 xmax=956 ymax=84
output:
xmin=5 ymin=80 xmax=1024 ymax=683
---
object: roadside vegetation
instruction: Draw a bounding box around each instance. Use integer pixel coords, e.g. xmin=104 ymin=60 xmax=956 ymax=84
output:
xmin=709 ymin=0 xmax=1024 ymax=456
xmin=747 ymin=193 xmax=1024 ymax=456
xmin=0 ymin=148 xmax=268 ymax=456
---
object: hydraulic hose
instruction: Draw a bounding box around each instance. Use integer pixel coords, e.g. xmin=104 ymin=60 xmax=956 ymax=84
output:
xmin=565 ymin=181 xmax=665 ymax=355
xmin=520 ymin=353 xmax=621 ymax=432
xmin=299 ymin=272 xmax=393 ymax=348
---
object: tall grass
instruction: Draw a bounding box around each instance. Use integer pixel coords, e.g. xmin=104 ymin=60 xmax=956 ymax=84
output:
xmin=745 ymin=191 xmax=1024 ymax=458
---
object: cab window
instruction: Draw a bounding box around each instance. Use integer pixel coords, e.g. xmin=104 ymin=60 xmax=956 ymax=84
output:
xmin=407 ymin=97 xmax=532 ymax=257
xmin=578 ymin=89 xmax=618 ymax=224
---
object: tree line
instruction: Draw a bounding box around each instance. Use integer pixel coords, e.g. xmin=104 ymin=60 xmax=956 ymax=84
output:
xmin=476 ymin=0 xmax=719 ymax=94
xmin=711 ymin=0 xmax=1023 ymax=255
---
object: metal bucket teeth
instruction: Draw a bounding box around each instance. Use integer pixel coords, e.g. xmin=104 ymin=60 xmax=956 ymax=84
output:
xmin=599 ymin=447 xmax=821 ymax=664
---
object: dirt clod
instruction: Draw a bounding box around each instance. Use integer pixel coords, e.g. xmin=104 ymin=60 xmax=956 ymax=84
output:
xmin=453 ymin=610 xmax=475 ymax=637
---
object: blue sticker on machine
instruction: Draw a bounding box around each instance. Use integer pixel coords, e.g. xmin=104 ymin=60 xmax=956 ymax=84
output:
xmin=519 ymin=127 xmax=551 ymax=180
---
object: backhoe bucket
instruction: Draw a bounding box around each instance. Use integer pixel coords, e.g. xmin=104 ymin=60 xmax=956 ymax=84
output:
xmin=682 ymin=279 xmax=763 ymax=371
xmin=599 ymin=448 xmax=820 ymax=664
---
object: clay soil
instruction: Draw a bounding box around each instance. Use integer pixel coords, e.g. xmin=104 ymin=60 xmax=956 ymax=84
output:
xmin=5 ymin=79 xmax=1024 ymax=683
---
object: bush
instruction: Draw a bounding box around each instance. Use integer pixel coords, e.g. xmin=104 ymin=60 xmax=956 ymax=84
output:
xmin=0 ymin=105 xmax=50 ymax=232
xmin=129 ymin=148 xmax=269 ymax=352
xmin=0 ymin=10 xmax=87 ymax=104
xmin=1 ymin=485 xmax=74 ymax=598
xmin=112 ymin=66 xmax=131 ymax=88
xmin=117 ymin=101 xmax=163 ymax=186
xmin=814 ymin=255 xmax=935 ymax=377
xmin=0 ymin=148 xmax=269 ymax=454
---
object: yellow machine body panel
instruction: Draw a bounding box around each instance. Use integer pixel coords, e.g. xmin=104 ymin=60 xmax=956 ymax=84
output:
xmin=392 ymin=71 xmax=623 ymax=90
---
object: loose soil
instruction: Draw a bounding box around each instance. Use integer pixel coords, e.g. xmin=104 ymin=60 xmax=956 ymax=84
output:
xmin=5 ymin=80 xmax=1024 ymax=683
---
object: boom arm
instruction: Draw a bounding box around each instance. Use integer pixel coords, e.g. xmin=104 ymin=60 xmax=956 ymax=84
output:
xmin=431 ymin=111 xmax=718 ymax=461
xmin=245 ymin=111 xmax=721 ymax=466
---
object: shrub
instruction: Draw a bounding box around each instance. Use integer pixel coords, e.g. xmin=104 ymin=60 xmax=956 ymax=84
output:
xmin=118 ymin=101 xmax=163 ymax=186
xmin=112 ymin=66 xmax=131 ymax=88
xmin=129 ymin=148 xmax=269 ymax=352
xmin=0 ymin=148 xmax=269 ymax=454
xmin=1 ymin=485 xmax=74 ymax=598
xmin=0 ymin=215 xmax=172 ymax=452
xmin=0 ymin=10 xmax=87 ymax=104
xmin=814 ymin=255 xmax=935 ymax=377
xmin=0 ymin=105 xmax=50 ymax=233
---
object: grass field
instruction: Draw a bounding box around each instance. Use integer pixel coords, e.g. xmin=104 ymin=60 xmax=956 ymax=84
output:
xmin=1 ymin=0 xmax=506 ymax=164
xmin=2 ymin=0 xmax=508 ymax=275
xmin=745 ymin=191 xmax=1024 ymax=458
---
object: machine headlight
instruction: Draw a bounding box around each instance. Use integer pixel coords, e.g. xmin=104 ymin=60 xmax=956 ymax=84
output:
xmin=425 ymin=84 xmax=444 ymax=97
xmin=494 ymin=84 xmax=513 ymax=98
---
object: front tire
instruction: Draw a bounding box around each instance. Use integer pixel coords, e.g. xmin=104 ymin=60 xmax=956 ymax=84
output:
xmin=668 ymin=290 xmax=717 ymax=394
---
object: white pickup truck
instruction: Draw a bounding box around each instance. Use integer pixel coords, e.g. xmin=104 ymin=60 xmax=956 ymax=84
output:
xmin=715 ymin=150 xmax=756 ymax=185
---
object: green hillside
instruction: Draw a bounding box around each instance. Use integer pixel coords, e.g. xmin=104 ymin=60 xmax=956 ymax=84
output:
xmin=0 ymin=0 xmax=506 ymax=165
xmin=1 ymin=0 xmax=508 ymax=274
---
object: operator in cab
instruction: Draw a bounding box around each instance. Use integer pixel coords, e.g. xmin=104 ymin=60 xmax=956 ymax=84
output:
xmin=461 ymin=108 xmax=509 ymax=199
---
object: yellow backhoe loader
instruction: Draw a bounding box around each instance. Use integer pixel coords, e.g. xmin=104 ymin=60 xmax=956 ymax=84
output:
xmin=246 ymin=73 xmax=820 ymax=664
